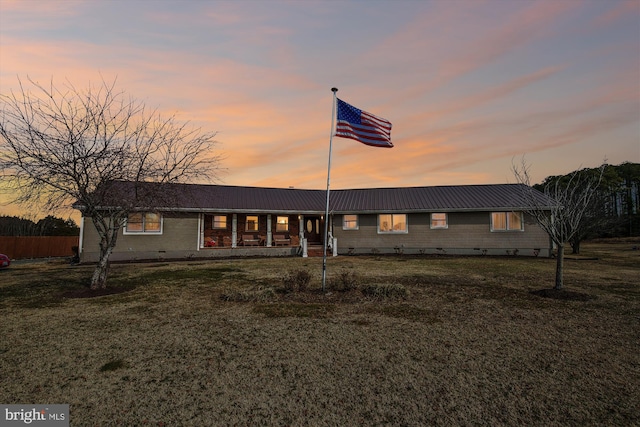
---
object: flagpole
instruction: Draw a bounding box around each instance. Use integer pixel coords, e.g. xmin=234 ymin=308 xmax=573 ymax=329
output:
xmin=322 ymin=87 xmax=338 ymax=292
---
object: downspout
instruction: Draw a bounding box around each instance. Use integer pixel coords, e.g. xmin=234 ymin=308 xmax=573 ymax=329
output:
xmin=197 ymin=213 xmax=203 ymax=251
xmin=78 ymin=215 xmax=85 ymax=256
xmin=331 ymin=213 xmax=338 ymax=256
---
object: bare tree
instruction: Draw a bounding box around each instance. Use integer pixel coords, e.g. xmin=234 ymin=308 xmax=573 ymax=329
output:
xmin=535 ymin=166 xmax=622 ymax=254
xmin=0 ymin=77 xmax=220 ymax=289
xmin=513 ymin=158 xmax=605 ymax=290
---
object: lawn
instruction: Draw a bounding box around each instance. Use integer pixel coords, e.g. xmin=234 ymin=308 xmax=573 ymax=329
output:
xmin=0 ymin=240 xmax=638 ymax=426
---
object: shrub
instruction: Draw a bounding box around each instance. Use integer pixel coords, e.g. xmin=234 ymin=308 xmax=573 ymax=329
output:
xmin=361 ymin=283 xmax=408 ymax=299
xmin=328 ymin=271 xmax=360 ymax=292
xmin=281 ymin=269 xmax=312 ymax=293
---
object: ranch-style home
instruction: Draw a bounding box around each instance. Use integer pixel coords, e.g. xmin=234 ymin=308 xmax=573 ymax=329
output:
xmin=77 ymin=182 xmax=553 ymax=263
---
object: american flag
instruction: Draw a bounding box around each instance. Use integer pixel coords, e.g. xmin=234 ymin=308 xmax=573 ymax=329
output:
xmin=335 ymin=98 xmax=393 ymax=148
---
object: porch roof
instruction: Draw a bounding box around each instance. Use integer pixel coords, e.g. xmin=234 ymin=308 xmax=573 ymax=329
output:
xmin=184 ymin=184 xmax=325 ymax=213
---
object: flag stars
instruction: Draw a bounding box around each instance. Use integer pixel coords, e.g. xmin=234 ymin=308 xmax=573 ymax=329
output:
xmin=335 ymin=98 xmax=393 ymax=148
xmin=338 ymin=101 xmax=362 ymax=125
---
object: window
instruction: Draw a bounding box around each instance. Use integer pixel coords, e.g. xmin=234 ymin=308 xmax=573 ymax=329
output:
xmin=491 ymin=212 xmax=523 ymax=231
xmin=343 ymin=214 xmax=359 ymax=230
xmin=213 ymin=215 xmax=227 ymax=229
xmin=246 ymin=215 xmax=259 ymax=231
xmin=378 ymin=214 xmax=407 ymax=233
xmin=431 ymin=213 xmax=448 ymax=229
xmin=125 ymin=212 xmax=162 ymax=234
xmin=276 ymin=216 xmax=289 ymax=232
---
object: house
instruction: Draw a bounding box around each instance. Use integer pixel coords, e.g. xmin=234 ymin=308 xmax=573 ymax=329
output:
xmin=77 ymin=182 xmax=553 ymax=262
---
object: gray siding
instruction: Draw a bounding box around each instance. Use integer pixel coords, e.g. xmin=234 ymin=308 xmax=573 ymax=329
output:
xmin=80 ymin=213 xmax=200 ymax=262
xmin=80 ymin=213 xmax=297 ymax=262
xmin=333 ymin=212 xmax=551 ymax=256
xmin=80 ymin=210 xmax=552 ymax=262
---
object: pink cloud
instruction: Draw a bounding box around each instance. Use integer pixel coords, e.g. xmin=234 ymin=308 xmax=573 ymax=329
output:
xmin=401 ymin=65 xmax=565 ymax=127
xmin=1 ymin=0 xmax=636 ymax=208
xmin=445 ymin=1 xmax=575 ymax=76
xmin=591 ymin=0 xmax=640 ymax=29
xmin=369 ymin=1 xmax=577 ymax=109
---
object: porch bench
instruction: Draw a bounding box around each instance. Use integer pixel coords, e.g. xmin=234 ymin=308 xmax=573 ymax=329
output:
xmin=241 ymin=234 xmax=260 ymax=246
xmin=273 ymin=234 xmax=291 ymax=246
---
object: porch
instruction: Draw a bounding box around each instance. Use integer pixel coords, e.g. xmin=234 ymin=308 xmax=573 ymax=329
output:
xmin=199 ymin=213 xmax=326 ymax=253
xmin=201 ymin=244 xmax=326 ymax=258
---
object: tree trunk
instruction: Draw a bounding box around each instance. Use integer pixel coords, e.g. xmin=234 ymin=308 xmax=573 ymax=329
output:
xmin=571 ymin=238 xmax=581 ymax=254
xmin=89 ymin=221 xmax=119 ymax=290
xmin=90 ymin=253 xmax=110 ymax=290
xmin=554 ymin=243 xmax=564 ymax=290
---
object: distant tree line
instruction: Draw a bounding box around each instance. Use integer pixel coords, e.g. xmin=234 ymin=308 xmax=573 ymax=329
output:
xmin=533 ymin=162 xmax=640 ymax=253
xmin=0 ymin=215 xmax=79 ymax=236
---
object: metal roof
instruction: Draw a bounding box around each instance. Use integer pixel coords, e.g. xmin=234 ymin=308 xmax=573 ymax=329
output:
xmin=330 ymin=184 xmax=552 ymax=212
xmin=177 ymin=184 xmax=325 ymax=213
xmin=92 ymin=181 xmax=553 ymax=213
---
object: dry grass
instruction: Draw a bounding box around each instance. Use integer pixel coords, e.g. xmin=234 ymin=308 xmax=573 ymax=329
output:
xmin=0 ymin=240 xmax=638 ymax=426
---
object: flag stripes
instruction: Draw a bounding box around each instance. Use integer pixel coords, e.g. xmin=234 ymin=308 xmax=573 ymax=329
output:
xmin=335 ymin=98 xmax=393 ymax=148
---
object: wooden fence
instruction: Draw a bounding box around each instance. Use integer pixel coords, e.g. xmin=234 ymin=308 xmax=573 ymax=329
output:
xmin=0 ymin=236 xmax=79 ymax=260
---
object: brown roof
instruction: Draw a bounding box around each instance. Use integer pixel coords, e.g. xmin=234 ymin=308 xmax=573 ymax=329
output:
xmin=330 ymin=184 xmax=553 ymax=213
xmin=176 ymin=184 xmax=324 ymax=213
xmin=90 ymin=181 xmax=553 ymax=213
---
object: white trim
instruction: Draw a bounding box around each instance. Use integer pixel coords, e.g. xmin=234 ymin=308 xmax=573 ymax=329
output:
xmin=430 ymin=213 xmax=448 ymax=229
xmin=490 ymin=211 xmax=524 ymax=232
xmin=123 ymin=212 xmax=164 ymax=235
xmin=342 ymin=214 xmax=359 ymax=230
xmin=377 ymin=213 xmax=408 ymax=234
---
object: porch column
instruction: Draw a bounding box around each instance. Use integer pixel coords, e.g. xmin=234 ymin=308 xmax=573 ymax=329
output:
xmin=266 ymin=214 xmax=272 ymax=247
xmin=300 ymin=215 xmax=307 ymax=257
xmin=299 ymin=215 xmax=304 ymax=242
xmin=232 ymin=214 xmax=238 ymax=248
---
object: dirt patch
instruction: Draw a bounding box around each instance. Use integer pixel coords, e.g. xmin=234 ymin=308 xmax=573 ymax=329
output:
xmin=530 ymin=288 xmax=595 ymax=301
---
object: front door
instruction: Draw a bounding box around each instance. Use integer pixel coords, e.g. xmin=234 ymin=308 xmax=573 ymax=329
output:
xmin=304 ymin=216 xmax=323 ymax=245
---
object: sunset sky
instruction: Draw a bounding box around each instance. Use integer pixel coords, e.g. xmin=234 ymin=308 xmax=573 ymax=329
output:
xmin=1 ymin=0 xmax=639 ymax=219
